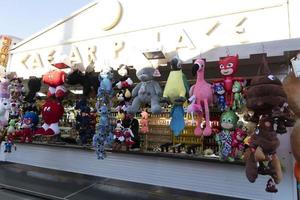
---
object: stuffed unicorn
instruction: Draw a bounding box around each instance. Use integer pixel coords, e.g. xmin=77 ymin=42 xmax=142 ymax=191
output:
xmin=0 ymin=98 xmax=11 ymax=129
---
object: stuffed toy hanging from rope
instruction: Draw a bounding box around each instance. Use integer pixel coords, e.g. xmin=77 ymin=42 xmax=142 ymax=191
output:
xmin=187 ymin=58 xmax=213 ymax=136
xmin=42 ymin=70 xmax=67 ymax=99
xmin=163 ymin=57 xmax=189 ymax=136
xmin=127 ymin=67 xmax=162 ymax=114
xmin=214 ymin=83 xmax=226 ymax=112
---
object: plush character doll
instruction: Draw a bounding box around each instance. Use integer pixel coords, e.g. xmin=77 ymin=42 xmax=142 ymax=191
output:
xmin=244 ymin=116 xmax=282 ymax=193
xmin=122 ymin=113 xmax=140 ymax=150
xmin=9 ymin=100 xmax=20 ymax=119
xmin=14 ymin=111 xmax=39 ymax=143
xmin=231 ymin=127 xmax=247 ymax=159
xmin=140 ymin=111 xmax=149 ymax=134
xmin=42 ymin=70 xmax=67 ymax=98
xmin=4 ymin=136 xmax=16 ymax=153
xmin=24 ymin=77 xmax=41 ymax=111
xmin=232 ymin=81 xmax=244 ymax=111
xmin=217 ymin=55 xmax=242 ymax=107
xmin=76 ymin=107 xmax=94 ymax=145
xmin=98 ymin=68 xmax=114 ymax=97
xmin=114 ymin=64 xmax=133 ymax=90
xmin=112 ymin=120 xmax=124 ymax=151
xmin=163 ymin=57 xmax=189 ymax=135
xmin=123 ymin=128 xmax=135 ymax=148
xmin=7 ymin=119 xmax=16 ymax=135
xmin=115 ymin=90 xmax=130 ymax=112
xmin=187 ymin=58 xmax=213 ymax=136
xmin=127 ymin=67 xmax=162 ymax=114
xmin=214 ymin=83 xmax=226 ymax=112
xmin=92 ymin=133 xmax=106 ymax=159
xmin=0 ymin=98 xmax=11 ymax=129
xmin=36 ymin=99 xmax=64 ymax=136
xmin=215 ymin=110 xmax=238 ymax=161
xmin=99 ymin=105 xmax=109 ymax=127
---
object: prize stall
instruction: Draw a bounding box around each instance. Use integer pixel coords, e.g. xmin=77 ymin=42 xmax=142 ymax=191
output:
xmin=2 ymin=0 xmax=300 ymax=199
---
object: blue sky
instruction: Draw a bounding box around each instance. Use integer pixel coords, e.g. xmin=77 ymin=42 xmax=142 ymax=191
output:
xmin=0 ymin=0 xmax=94 ymax=39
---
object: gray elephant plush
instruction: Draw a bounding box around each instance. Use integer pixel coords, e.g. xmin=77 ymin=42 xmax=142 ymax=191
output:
xmin=127 ymin=67 xmax=162 ymax=114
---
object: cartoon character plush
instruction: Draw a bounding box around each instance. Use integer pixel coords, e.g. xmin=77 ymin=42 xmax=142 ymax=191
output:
xmin=215 ymin=110 xmax=238 ymax=161
xmin=9 ymin=78 xmax=25 ymax=101
xmin=14 ymin=111 xmax=39 ymax=143
xmin=36 ymin=99 xmax=64 ymax=136
xmin=123 ymin=128 xmax=135 ymax=148
xmin=4 ymin=136 xmax=16 ymax=153
xmin=42 ymin=70 xmax=67 ymax=98
xmin=187 ymin=58 xmax=213 ymax=136
xmin=115 ymin=90 xmax=130 ymax=112
xmin=99 ymin=105 xmax=109 ymax=127
xmin=163 ymin=57 xmax=189 ymax=135
xmin=140 ymin=111 xmax=149 ymax=134
xmin=231 ymin=127 xmax=247 ymax=159
xmin=0 ymin=98 xmax=11 ymax=129
xmin=214 ymin=83 xmax=226 ymax=112
xmin=127 ymin=67 xmax=162 ymax=114
xmin=232 ymin=81 xmax=244 ymax=111
xmin=24 ymin=77 xmax=41 ymax=105
xmin=122 ymin=113 xmax=140 ymax=150
xmin=98 ymin=68 xmax=113 ymax=97
xmin=76 ymin=107 xmax=94 ymax=145
xmin=9 ymin=100 xmax=20 ymax=119
xmin=114 ymin=64 xmax=133 ymax=90
xmin=244 ymin=116 xmax=282 ymax=193
xmin=217 ymin=55 xmax=242 ymax=107
xmin=7 ymin=119 xmax=16 ymax=135
xmin=93 ymin=133 xmax=106 ymax=159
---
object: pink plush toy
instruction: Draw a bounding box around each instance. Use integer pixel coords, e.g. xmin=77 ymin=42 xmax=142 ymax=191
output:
xmin=187 ymin=58 xmax=213 ymax=136
xmin=231 ymin=128 xmax=247 ymax=159
xmin=140 ymin=111 xmax=149 ymax=134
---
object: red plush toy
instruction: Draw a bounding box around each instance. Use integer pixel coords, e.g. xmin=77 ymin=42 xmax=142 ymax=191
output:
xmin=217 ymin=55 xmax=243 ymax=107
xmin=42 ymin=70 xmax=67 ymax=98
xmin=36 ymin=99 xmax=64 ymax=136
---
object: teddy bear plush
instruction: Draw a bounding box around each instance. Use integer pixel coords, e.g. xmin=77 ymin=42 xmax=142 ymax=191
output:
xmin=127 ymin=67 xmax=162 ymax=114
xmin=35 ymin=98 xmax=64 ymax=136
xmin=42 ymin=70 xmax=67 ymax=98
xmin=244 ymin=116 xmax=282 ymax=193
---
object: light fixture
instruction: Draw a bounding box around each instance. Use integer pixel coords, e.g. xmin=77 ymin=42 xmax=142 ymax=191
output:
xmin=70 ymin=90 xmax=83 ymax=95
xmin=37 ymin=92 xmax=46 ymax=97
xmin=143 ymin=50 xmax=166 ymax=60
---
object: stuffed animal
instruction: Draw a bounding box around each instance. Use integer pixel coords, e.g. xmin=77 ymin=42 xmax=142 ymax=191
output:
xmin=9 ymin=78 xmax=25 ymax=101
xmin=123 ymin=128 xmax=135 ymax=148
xmin=170 ymin=105 xmax=185 ymax=136
xmin=232 ymin=81 xmax=244 ymax=111
xmin=9 ymin=100 xmax=20 ymax=119
xmin=231 ymin=127 xmax=247 ymax=159
xmin=217 ymin=55 xmax=242 ymax=107
xmin=244 ymin=116 xmax=282 ymax=193
xmin=76 ymin=107 xmax=94 ymax=145
xmin=0 ymin=98 xmax=11 ymax=129
xmin=36 ymin=99 xmax=64 ymax=136
xmin=215 ymin=110 xmax=238 ymax=161
xmin=0 ymin=77 xmax=10 ymax=99
xmin=114 ymin=64 xmax=133 ymax=90
xmin=24 ymin=77 xmax=41 ymax=107
xmin=163 ymin=57 xmax=189 ymax=103
xmin=92 ymin=133 xmax=106 ymax=159
xmin=14 ymin=111 xmax=39 ymax=143
xmin=122 ymin=113 xmax=140 ymax=150
xmin=7 ymin=119 xmax=16 ymax=134
xmin=187 ymin=58 xmax=213 ymax=136
xmin=99 ymin=105 xmax=109 ymax=127
xmin=140 ymin=111 xmax=149 ymax=134
xmin=214 ymin=83 xmax=226 ymax=112
xmin=42 ymin=70 xmax=66 ymax=98
xmin=4 ymin=136 xmax=16 ymax=153
xmin=127 ymin=67 xmax=162 ymax=114
xmin=115 ymin=90 xmax=130 ymax=112
xmin=98 ymin=68 xmax=113 ymax=97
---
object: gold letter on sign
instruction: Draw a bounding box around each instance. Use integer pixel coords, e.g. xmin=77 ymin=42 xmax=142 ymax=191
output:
xmin=32 ymin=53 xmax=43 ymax=68
xmin=21 ymin=54 xmax=31 ymax=69
xmin=69 ymin=46 xmax=82 ymax=65
xmin=48 ymin=50 xmax=56 ymax=64
xmin=113 ymin=40 xmax=124 ymax=58
xmin=175 ymin=29 xmax=195 ymax=50
xmin=88 ymin=46 xmax=97 ymax=63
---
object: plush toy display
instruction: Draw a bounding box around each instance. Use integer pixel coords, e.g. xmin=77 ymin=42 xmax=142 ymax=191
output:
xmin=115 ymin=90 xmax=131 ymax=112
xmin=140 ymin=111 xmax=149 ymax=134
xmin=232 ymin=81 xmax=244 ymax=111
xmin=217 ymin=55 xmax=241 ymax=107
xmin=163 ymin=57 xmax=189 ymax=135
xmin=187 ymin=58 xmax=213 ymax=136
xmin=214 ymin=83 xmax=226 ymax=112
xmin=244 ymin=116 xmax=282 ymax=193
xmin=0 ymin=77 xmax=10 ymax=99
xmin=0 ymin=98 xmax=11 ymax=129
xmin=14 ymin=111 xmax=39 ymax=143
xmin=42 ymin=70 xmax=67 ymax=98
xmin=215 ymin=110 xmax=238 ymax=161
xmin=127 ymin=67 xmax=162 ymax=114
xmin=36 ymin=99 xmax=64 ymax=136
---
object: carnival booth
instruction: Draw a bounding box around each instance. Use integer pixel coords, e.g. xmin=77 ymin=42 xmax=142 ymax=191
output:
xmin=3 ymin=0 xmax=300 ymax=199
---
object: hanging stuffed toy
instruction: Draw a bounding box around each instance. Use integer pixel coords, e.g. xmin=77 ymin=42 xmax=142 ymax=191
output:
xmin=98 ymin=68 xmax=114 ymax=97
xmin=232 ymin=81 xmax=244 ymax=111
xmin=140 ymin=111 xmax=149 ymax=134
xmin=123 ymin=128 xmax=135 ymax=148
xmin=36 ymin=98 xmax=64 ymax=136
xmin=42 ymin=70 xmax=67 ymax=98
xmin=114 ymin=64 xmax=133 ymax=90
xmin=0 ymin=77 xmax=10 ymax=99
xmin=127 ymin=67 xmax=162 ymax=114
xmin=115 ymin=90 xmax=131 ymax=112
xmin=92 ymin=132 xmax=106 ymax=159
xmin=215 ymin=110 xmax=238 ymax=161
xmin=244 ymin=116 xmax=282 ymax=193
xmin=76 ymin=106 xmax=94 ymax=145
xmin=163 ymin=57 xmax=189 ymax=135
xmin=122 ymin=113 xmax=140 ymax=150
xmin=14 ymin=111 xmax=39 ymax=143
xmin=213 ymin=83 xmax=226 ymax=112
xmin=0 ymin=98 xmax=11 ymax=130
xmin=187 ymin=58 xmax=213 ymax=136
xmin=231 ymin=125 xmax=247 ymax=159
xmin=217 ymin=55 xmax=243 ymax=107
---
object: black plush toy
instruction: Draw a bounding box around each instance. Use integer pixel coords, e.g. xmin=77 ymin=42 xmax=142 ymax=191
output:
xmin=75 ymin=106 xmax=94 ymax=145
xmin=122 ymin=113 xmax=140 ymax=150
xmin=24 ymin=77 xmax=41 ymax=103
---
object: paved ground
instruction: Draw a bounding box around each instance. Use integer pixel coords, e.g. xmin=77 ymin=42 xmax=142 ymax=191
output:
xmin=0 ymin=162 xmax=248 ymax=200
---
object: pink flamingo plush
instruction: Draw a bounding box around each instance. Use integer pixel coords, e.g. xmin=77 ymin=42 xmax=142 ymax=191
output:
xmin=188 ymin=59 xmax=213 ymax=136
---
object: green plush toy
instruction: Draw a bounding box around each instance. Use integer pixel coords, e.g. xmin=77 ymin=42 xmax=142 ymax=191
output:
xmin=163 ymin=57 xmax=189 ymax=103
xmin=232 ymin=81 xmax=244 ymax=111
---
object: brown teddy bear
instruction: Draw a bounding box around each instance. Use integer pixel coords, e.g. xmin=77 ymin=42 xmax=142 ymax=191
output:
xmin=245 ymin=116 xmax=282 ymax=193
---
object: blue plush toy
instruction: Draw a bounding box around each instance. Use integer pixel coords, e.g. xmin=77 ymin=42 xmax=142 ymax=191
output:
xmin=170 ymin=105 xmax=185 ymax=136
xmin=98 ymin=68 xmax=113 ymax=97
xmin=214 ymin=83 xmax=226 ymax=112
xmin=99 ymin=105 xmax=109 ymax=127
xmin=92 ymin=133 xmax=106 ymax=159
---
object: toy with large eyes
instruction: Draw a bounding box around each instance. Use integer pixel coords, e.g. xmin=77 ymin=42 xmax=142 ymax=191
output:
xmin=215 ymin=110 xmax=238 ymax=161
